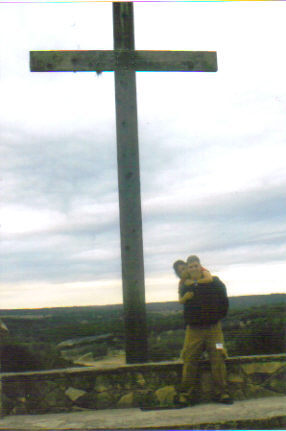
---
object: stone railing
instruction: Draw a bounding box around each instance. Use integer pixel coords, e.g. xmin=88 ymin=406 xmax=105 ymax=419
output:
xmin=1 ymin=353 xmax=285 ymax=416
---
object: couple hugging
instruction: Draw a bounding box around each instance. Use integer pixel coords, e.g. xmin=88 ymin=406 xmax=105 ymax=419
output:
xmin=173 ymin=255 xmax=233 ymax=406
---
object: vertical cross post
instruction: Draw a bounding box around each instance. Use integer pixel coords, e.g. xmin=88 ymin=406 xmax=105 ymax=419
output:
xmin=113 ymin=3 xmax=148 ymax=363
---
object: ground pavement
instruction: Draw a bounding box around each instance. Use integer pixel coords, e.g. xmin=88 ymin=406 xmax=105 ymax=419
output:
xmin=0 ymin=396 xmax=285 ymax=430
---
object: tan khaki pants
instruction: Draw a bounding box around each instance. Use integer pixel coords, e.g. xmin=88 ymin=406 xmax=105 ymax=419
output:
xmin=181 ymin=322 xmax=228 ymax=398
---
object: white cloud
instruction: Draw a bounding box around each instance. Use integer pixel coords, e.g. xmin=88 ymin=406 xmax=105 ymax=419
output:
xmin=1 ymin=206 xmax=66 ymax=235
xmin=216 ymin=262 xmax=286 ymax=297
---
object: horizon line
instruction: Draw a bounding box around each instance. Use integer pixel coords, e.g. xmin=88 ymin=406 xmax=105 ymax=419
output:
xmin=0 ymin=292 xmax=285 ymax=311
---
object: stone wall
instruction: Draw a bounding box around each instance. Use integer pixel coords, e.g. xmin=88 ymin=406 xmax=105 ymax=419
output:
xmin=1 ymin=354 xmax=285 ymax=416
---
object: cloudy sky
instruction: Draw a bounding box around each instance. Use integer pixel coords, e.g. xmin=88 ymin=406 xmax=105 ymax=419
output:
xmin=0 ymin=1 xmax=285 ymax=309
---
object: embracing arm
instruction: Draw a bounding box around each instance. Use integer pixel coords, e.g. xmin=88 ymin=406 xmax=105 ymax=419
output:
xmin=178 ymin=281 xmax=194 ymax=304
xmin=179 ymin=291 xmax=194 ymax=304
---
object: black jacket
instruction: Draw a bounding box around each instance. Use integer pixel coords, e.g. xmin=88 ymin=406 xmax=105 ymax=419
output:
xmin=179 ymin=276 xmax=229 ymax=327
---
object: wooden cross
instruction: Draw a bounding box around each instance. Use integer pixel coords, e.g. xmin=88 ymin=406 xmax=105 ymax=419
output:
xmin=30 ymin=3 xmax=217 ymax=364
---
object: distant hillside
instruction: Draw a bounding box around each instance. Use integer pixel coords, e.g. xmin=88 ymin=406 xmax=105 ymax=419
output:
xmin=0 ymin=294 xmax=285 ymax=317
xmin=146 ymin=294 xmax=286 ymax=313
xmin=228 ymin=293 xmax=286 ymax=310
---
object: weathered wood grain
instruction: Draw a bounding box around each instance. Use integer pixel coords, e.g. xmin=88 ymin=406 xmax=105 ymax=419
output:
xmin=30 ymin=50 xmax=217 ymax=72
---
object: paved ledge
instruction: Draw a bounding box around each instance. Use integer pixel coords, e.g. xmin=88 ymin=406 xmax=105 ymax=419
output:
xmin=0 ymin=396 xmax=285 ymax=430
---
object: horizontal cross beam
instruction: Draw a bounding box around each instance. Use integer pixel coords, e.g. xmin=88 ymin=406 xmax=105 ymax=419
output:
xmin=30 ymin=50 xmax=217 ymax=72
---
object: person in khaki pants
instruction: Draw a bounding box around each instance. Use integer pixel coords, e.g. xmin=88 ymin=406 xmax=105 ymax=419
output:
xmin=175 ymin=255 xmax=233 ymax=406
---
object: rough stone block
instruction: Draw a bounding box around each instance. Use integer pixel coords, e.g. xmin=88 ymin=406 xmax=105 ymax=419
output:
xmin=144 ymin=371 xmax=161 ymax=389
xmin=113 ymin=372 xmax=134 ymax=390
xmin=118 ymin=373 xmax=131 ymax=390
xmin=155 ymin=385 xmax=177 ymax=406
xmin=44 ymin=387 xmax=73 ymax=409
xmin=49 ymin=377 xmax=69 ymax=391
xmin=241 ymin=362 xmax=282 ymax=375
xmin=264 ymin=367 xmax=286 ymax=394
xmin=227 ymin=373 xmax=245 ymax=383
xmin=65 ymin=387 xmax=86 ymax=402
xmin=3 ymin=381 xmax=26 ymax=399
xmin=135 ymin=373 xmax=145 ymax=387
xmin=95 ymin=391 xmax=114 ymax=409
xmin=68 ymin=374 xmax=96 ymax=391
xmin=24 ymin=381 xmax=66 ymax=414
xmin=2 ymin=394 xmax=16 ymax=415
xmin=163 ymin=370 xmax=181 ymax=386
xmin=26 ymin=380 xmax=58 ymax=400
xmin=243 ymin=383 xmax=278 ymax=399
xmin=254 ymin=372 xmax=280 ymax=385
xmin=74 ymin=392 xmax=97 ymax=409
xmin=136 ymin=389 xmax=158 ymax=409
xmin=94 ymin=375 xmax=113 ymax=393
xmin=117 ymin=392 xmax=134 ymax=408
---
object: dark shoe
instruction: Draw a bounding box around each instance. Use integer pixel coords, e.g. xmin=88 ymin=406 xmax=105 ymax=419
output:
xmin=215 ymin=393 xmax=233 ymax=405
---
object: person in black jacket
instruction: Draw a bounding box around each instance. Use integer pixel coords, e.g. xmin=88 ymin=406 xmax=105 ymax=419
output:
xmin=176 ymin=256 xmax=233 ymax=405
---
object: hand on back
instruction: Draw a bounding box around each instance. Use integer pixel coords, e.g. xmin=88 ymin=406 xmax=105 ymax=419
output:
xmin=184 ymin=291 xmax=194 ymax=301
